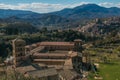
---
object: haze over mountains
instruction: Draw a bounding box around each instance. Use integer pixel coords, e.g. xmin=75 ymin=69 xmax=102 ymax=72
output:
xmin=0 ymin=4 xmax=120 ymax=28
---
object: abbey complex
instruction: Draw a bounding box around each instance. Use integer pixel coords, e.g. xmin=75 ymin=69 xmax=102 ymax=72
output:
xmin=8 ymin=38 xmax=90 ymax=80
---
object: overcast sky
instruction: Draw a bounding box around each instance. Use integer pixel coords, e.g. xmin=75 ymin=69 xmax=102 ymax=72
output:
xmin=0 ymin=0 xmax=120 ymax=13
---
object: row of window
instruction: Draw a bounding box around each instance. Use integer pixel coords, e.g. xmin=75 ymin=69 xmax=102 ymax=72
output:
xmin=16 ymin=53 xmax=25 ymax=56
xmin=15 ymin=47 xmax=25 ymax=51
xmin=46 ymin=46 xmax=73 ymax=50
xmin=72 ymin=57 xmax=82 ymax=63
xmin=15 ymin=43 xmax=25 ymax=47
xmin=73 ymin=64 xmax=82 ymax=70
xmin=34 ymin=56 xmax=67 ymax=59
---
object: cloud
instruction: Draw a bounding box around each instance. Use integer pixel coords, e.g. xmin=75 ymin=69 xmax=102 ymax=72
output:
xmin=0 ymin=3 xmax=29 ymax=10
xmin=29 ymin=3 xmax=66 ymax=13
xmin=66 ymin=2 xmax=90 ymax=8
xmin=0 ymin=2 xmax=120 ymax=13
xmin=0 ymin=2 xmax=89 ymax=13
xmin=99 ymin=2 xmax=120 ymax=8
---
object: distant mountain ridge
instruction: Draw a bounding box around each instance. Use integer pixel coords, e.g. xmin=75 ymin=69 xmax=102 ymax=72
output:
xmin=0 ymin=4 xmax=120 ymax=28
xmin=50 ymin=4 xmax=120 ymax=19
xmin=0 ymin=9 xmax=42 ymax=18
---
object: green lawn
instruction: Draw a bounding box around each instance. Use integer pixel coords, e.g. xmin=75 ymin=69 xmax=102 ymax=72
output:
xmin=88 ymin=61 xmax=120 ymax=80
xmin=99 ymin=62 xmax=120 ymax=80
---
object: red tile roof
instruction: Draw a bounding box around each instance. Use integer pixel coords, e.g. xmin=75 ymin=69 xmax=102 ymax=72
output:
xmin=38 ymin=42 xmax=74 ymax=46
xmin=33 ymin=51 xmax=77 ymax=58
xmin=34 ymin=59 xmax=65 ymax=62
xmin=33 ymin=53 xmax=68 ymax=57
xmin=27 ymin=68 xmax=58 ymax=78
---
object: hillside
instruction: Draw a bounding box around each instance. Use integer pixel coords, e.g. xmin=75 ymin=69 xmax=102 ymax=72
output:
xmin=78 ymin=17 xmax=120 ymax=37
xmin=0 ymin=9 xmax=41 ymax=18
xmin=0 ymin=4 xmax=120 ymax=28
xmin=50 ymin=4 xmax=120 ymax=20
xmin=0 ymin=22 xmax=38 ymax=35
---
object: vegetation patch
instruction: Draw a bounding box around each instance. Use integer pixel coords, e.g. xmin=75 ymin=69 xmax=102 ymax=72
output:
xmin=88 ymin=60 xmax=120 ymax=80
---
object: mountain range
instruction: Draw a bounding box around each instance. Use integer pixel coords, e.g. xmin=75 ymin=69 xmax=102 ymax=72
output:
xmin=0 ymin=4 xmax=120 ymax=28
xmin=51 ymin=4 xmax=120 ymax=19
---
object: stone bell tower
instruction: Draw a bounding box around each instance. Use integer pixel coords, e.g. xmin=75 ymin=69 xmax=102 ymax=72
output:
xmin=12 ymin=38 xmax=26 ymax=67
xmin=72 ymin=39 xmax=84 ymax=73
xmin=74 ymin=39 xmax=83 ymax=52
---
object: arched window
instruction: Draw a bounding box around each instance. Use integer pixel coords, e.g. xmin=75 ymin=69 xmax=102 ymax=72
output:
xmin=20 ymin=53 xmax=23 ymax=56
